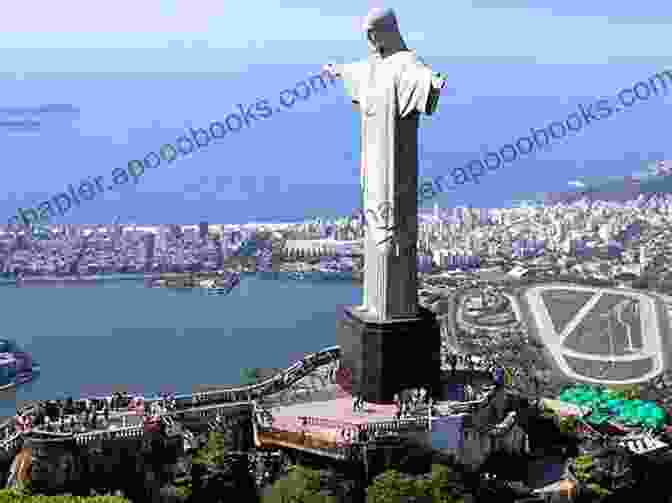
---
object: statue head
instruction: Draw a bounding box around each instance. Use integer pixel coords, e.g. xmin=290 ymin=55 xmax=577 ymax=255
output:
xmin=362 ymin=7 xmax=408 ymax=58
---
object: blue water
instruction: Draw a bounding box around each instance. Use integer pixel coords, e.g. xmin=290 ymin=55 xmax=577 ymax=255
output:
xmin=0 ymin=277 xmax=361 ymax=417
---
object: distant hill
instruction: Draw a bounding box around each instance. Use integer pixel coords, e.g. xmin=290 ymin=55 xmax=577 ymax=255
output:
xmin=512 ymin=169 xmax=672 ymax=206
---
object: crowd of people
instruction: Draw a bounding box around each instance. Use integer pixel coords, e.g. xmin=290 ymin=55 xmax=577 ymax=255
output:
xmin=445 ymin=351 xmax=513 ymax=386
xmin=6 ymin=392 xmax=181 ymax=438
xmin=393 ymin=388 xmax=431 ymax=419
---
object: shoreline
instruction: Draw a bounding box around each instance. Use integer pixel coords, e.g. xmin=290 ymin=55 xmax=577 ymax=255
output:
xmin=1 ymin=273 xmax=151 ymax=285
xmin=2 ymin=270 xmax=363 ymax=285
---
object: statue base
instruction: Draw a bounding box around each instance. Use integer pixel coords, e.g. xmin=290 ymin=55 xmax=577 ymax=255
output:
xmin=336 ymin=305 xmax=441 ymax=404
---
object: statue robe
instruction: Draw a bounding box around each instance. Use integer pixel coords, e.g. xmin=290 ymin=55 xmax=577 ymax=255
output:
xmin=341 ymin=50 xmax=437 ymax=320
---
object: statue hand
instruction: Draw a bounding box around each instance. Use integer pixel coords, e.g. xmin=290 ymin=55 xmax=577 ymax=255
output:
xmin=431 ymin=72 xmax=447 ymax=91
xmin=322 ymin=63 xmax=342 ymax=79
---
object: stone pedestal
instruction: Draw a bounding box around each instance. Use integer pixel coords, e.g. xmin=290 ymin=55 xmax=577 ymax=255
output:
xmin=336 ymin=305 xmax=441 ymax=403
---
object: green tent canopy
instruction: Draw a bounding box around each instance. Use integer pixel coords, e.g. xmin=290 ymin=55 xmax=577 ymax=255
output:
xmin=557 ymin=384 xmax=668 ymax=429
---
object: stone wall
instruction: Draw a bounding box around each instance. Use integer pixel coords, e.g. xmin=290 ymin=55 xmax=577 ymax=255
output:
xmin=2 ymin=404 xmax=256 ymax=496
xmin=20 ymin=432 xmax=184 ymax=496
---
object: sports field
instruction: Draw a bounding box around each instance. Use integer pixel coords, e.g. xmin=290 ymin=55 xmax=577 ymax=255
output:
xmin=540 ymin=289 xmax=594 ymax=336
xmin=524 ymin=285 xmax=663 ymax=385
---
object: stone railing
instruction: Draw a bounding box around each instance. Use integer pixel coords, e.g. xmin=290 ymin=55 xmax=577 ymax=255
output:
xmin=0 ymin=346 xmax=340 ymax=444
xmin=0 ymin=401 xmax=252 ymax=454
xmin=172 ymin=345 xmax=340 ymax=409
xmin=269 ymin=414 xmax=430 ymax=440
xmin=167 ymin=401 xmax=252 ymax=420
xmin=0 ymin=347 xmax=341 ymax=454
xmin=0 ymin=433 xmax=22 ymax=452
xmin=296 ymin=416 xmax=360 ymax=431
xmin=0 ymin=419 xmax=16 ymax=440
xmin=360 ymin=417 xmax=430 ymax=436
xmin=74 ymin=425 xmax=144 ymax=445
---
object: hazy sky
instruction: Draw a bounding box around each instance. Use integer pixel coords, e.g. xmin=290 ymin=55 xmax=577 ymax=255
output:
xmin=1 ymin=1 xmax=671 ymax=223
xmin=2 ymin=1 xmax=671 ymax=71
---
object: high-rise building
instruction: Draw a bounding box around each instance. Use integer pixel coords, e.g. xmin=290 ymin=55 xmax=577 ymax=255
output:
xmin=144 ymin=233 xmax=155 ymax=263
xmin=215 ymin=238 xmax=224 ymax=269
xmin=175 ymin=246 xmax=184 ymax=268
xmin=639 ymin=245 xmax=647 ymax=267
xmin=199 ymin=221 xmax=209 ymax=241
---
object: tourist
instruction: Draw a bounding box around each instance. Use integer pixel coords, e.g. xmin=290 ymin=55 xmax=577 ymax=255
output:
xmin=465 ymin=384 xmax=473 ymax=401
xmin=448 ymin=353 xmax=458 ymax=375
xmin=34 ymin=406 xmax=45 ymax=427
xmin=356 ymin=394 xmax=366 ymax=412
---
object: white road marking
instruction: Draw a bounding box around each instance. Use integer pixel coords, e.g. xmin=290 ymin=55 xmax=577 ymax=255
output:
xmin=559 ymin=291 xmax=602 ymax=342
xmin=615 ymin=300 xmax=638 ymax=353
xmin=526 ymin=284 xmax=663 ymax=385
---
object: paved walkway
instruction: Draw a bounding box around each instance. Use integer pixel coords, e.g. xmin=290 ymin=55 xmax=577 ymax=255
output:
xmin=273 ymin=396 xmax=398 ymax=423
xmin=271 ymin=396 xmax=399 ymax=435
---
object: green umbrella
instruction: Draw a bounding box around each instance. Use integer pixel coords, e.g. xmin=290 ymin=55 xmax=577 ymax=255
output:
xmin=608 ymin=399 xmax=625 ymax=409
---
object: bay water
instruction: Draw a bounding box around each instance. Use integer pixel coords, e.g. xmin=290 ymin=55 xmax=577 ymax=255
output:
xmin=0 ymin=277 xmax=361 ymax=417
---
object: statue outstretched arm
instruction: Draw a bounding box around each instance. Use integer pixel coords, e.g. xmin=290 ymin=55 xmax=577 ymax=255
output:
xmin=323 ymin=61 xmax=367 ymax=110
xmin=426 ymin=72 xmax=447 ymax=115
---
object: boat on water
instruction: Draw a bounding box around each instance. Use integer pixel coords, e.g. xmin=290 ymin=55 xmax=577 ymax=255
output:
xmin=205 ymin=273 xmax=241 ymax=295
xmin=0 ymin=339 xmax=40 ymax=391
xmin=153 ymin=271 xmax=242 ymax=293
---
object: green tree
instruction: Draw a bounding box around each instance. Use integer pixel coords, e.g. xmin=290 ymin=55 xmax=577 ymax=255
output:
xmin=573 ymin=454 xmax=594 ymax=482
xmin=241 ymin=367 xmax=263 ymax=385
xmin=620 ymin=385 xmax=641 ymax=401
xmin=572 ymin=455 xmax=613 ymax=499
xmin=558 ymin=415 xmax=577 ymax=434
xmin=192 ymin=431 xmax=228 ymax=468
xmin=427 ymin=464 xmax=467 ymax=503
xmin=366 ymin=469 xmax=433 ymax=503
xmin=263 ymin=465 xmax=337 ymax=503
xmin=173 ymin=482 xmax=191 ymax=503
xmin=0 ymin=489 xmax=130 ymax=502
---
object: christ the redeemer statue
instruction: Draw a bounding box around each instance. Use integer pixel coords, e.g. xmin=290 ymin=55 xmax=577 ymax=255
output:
xmin=324 ymin=7 xmax=445 ymax=320
xmin=327 ymin=7 xmax=445 ymax=402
